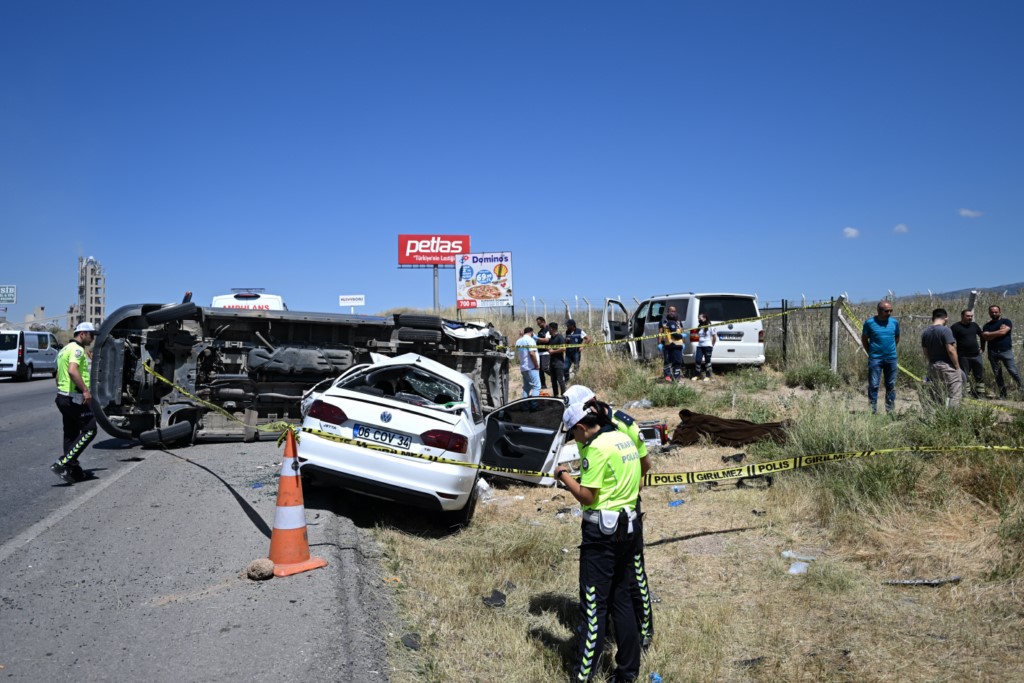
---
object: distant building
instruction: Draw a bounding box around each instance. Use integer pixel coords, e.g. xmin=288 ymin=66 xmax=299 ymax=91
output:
xmin=70 ymin=256 xmax=106 ymax=328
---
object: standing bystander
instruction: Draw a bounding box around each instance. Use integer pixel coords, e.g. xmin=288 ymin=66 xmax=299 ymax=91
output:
xmin=535 ymin=317 xmax=551 ymax=391
xmin=693 ymin=312 xmax=717 ymax=381
xmin=921 ymin=308 xmax=962 ymax=408
xmin=861 ymin=301 xmax=901 ymax=414
xmin=659 ymin=306 xmax=685 ymax=382
xmin=950 ymin=309 xmax=986 ymax=398
xmin=981 ymin=305 xmax=1023 ymax=398
xmin=516 ymin=327 xmax=541 ymax=398
xmin=50 ymin=322 xmax=99 ymax=483
xmin=546 ymin=322 xmax=566 ymax=397
xmin=563 ymin=319 xmax=590 ymax=382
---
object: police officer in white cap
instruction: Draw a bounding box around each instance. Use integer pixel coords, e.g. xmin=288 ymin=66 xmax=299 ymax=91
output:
xmin=556 ymin=401 xmax=643 ymax=681
xmin=51 ymin=322 xmax=98 ymax=483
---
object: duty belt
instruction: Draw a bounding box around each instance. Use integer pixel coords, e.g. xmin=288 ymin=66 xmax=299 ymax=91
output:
xmin=582 ymin=509 xmax=637 ymax=523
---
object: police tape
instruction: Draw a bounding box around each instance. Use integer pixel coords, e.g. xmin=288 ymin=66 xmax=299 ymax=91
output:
xmin=496 ymin=301 xmax=833 ymax=353
xmin=299 ymin=423 xmax=1024 ymax=488
xmin=300 ymin=426 xmax=554 ymax=478
xmin=141 ymin=362 xmax=298 ymax=442
xmin=643 ymin=444 xmax=1024 ymax=487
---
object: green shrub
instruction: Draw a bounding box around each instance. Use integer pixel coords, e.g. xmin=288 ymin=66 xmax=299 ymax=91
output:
xmin=732 ymin=367 xmax=777 ymax=393
xmin=785 ymin=363 xmax=841 ymax=390
xmin=649 ymin=382 xmax=698 ymax=407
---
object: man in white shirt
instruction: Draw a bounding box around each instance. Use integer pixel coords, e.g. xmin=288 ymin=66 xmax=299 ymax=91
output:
xmin=516 ymin=327 xmax=541 ymax=397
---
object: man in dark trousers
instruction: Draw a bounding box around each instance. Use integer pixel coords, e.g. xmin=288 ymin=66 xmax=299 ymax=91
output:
xmin=535 ymin=317 xmax=551 ymax=391
xmin=921 ymin=308 xmax=962 ymax=408
xmin=546 ymin=322 xmax=566 ymax=397
xmin=981 ymin=305 xmax=1023 ymax=398
xmin=51 ymin=322 xmax=98 ymax=483
xmin=950 ymin=308 xmax=985 ymax=398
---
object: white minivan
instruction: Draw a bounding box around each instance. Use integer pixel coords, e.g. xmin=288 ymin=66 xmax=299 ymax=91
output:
xmin=603 ymin=293 xmax=765 ymax=367
xmin=0 ymin=330 xmax=61 ymax=381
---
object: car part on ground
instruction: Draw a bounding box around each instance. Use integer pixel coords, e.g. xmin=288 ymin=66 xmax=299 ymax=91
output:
xmin=90 ymin=301 xmax=509 ymax=446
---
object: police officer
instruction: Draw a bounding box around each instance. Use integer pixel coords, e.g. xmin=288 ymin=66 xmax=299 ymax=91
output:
xmin=564 ymin=384 xmax=655 ymax=649
xmin=556 ymin=402 xmax=643 ymax=683
xmin=51 ymin=322 xmax=98 ymax=483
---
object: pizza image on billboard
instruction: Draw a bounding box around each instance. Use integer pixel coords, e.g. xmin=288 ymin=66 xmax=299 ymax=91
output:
xmin=456 ymin=252 xmax=513 ymax=309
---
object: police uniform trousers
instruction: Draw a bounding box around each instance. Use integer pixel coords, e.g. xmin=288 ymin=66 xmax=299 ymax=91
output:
xmin=572 ymin=514 xmax=642 ymax=683
xmin=56 ymin=395 xmax=97 ymax=465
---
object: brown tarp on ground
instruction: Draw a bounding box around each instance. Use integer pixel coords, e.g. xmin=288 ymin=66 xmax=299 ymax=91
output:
xmin=671 ymin=409 xmax=789 ymax=447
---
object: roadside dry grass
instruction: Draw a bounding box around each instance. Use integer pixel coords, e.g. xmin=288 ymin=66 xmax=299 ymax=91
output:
xmin=370 ymin=295 xmax=1024 ymax=681
xmin=370 ymin=359 xmax=1024 ymax=682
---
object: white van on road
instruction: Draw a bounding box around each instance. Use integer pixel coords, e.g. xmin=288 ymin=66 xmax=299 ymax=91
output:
xmin=603 ymin=293 xmax=765 ymax=368
xmin=0 ymin=330 xmax=61 ymax=381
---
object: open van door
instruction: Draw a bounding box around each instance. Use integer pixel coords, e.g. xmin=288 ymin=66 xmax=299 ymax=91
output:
xmin=602 ymin=298 xmax=638 ymax=358
xmin=482 ymin=397 xmax=579 ymax=486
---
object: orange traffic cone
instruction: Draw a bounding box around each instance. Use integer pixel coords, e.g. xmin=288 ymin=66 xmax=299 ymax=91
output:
xmin=268 ymin=429 xmax=327 ymax=577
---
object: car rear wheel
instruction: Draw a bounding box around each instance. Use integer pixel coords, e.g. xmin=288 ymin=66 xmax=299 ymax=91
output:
xmin=17 ymin=364 xmax=32 ymax=381
xmin=439 ymin=476 xmax=479 ymax=530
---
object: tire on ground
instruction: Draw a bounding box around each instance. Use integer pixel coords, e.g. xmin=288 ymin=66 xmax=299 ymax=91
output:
xmin=139 ymin=420 xmax=195 ymax=448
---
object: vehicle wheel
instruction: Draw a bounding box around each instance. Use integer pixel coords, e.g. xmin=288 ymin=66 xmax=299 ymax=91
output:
xmin=397 ymin=327 xmax=443 ymax=343
xmin=440 ymin=476 xmax=479 ymax=530
xmin=17 ymin=364 xmax=32 ymax=381
xmin=51 ymin=368 xmax=58 ymax=379
xmin=139 ymin=419 xmax=195 ymax=448
xmin=395 ymin=313 xmax=443 ymax=330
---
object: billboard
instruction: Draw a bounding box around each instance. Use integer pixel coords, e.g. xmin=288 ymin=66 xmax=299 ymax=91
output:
xmin=456 ymin=252 xmax=513 ymax=309
xmin=398 ymin=234 xmax=471 ymax=266
xmin=0 ymin=285 xmax=15 ymax=305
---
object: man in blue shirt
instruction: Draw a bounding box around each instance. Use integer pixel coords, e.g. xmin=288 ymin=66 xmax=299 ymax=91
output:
xmin=861 ymin=301 xmax=901 ymax=414
xmin=981 ymin=305 xmax=1022 ymax=398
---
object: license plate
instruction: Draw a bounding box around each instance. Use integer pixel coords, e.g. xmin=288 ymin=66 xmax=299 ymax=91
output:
xmin=353 ymin=424 xmax=412 ymax=450
xmin=718 ymin=332 xmax=742 ymax=340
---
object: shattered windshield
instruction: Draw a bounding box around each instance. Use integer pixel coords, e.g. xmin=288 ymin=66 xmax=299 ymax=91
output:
xmin=338 ymin=364 xmax=464 ymax=407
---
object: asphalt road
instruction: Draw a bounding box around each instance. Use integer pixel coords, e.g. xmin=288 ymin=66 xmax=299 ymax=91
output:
xmin=0 ymin=377 xmax=393 ymax=682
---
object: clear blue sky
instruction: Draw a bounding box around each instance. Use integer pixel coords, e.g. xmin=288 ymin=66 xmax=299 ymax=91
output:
xmin=2 ymin=1 xmax=1021 ymax=325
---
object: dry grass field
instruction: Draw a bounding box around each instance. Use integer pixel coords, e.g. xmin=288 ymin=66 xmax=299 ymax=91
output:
xmin=373 ymin=295 xmax=1024 ymax=682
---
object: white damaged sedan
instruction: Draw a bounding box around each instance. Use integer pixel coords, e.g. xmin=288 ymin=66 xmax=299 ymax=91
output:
xmin=298 ymin=353 xmax=577 ymax=526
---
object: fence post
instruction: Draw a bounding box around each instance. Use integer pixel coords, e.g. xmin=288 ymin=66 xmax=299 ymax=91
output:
xmin=782 ymin=299 xmax=788 ymax=366
xmin=583 ymin=297 xmax=592 ymax=330
xmin=829 ymin=296 xmax=838 ymax=373
xmin=967 ymin=289 xmax=978 ymax=312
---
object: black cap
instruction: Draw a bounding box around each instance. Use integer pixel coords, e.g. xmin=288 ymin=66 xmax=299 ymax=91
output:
xmin=566 ymin=319 xmax=576 ymax=326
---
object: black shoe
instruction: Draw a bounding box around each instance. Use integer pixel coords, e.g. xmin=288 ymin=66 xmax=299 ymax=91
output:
xmin=68 ymin=463 xmax=87 ymax=482
xmin=50 ymin=462 xmax=75 ymax=484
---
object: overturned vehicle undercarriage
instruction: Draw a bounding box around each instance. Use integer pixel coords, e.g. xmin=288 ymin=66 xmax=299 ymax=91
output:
xmin=90 ymin=299 xmax=509 ymax=446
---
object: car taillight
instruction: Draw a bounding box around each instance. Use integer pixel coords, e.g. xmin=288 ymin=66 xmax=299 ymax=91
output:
xmin=421 ymin=429 xmax=468 ymax=454
xmin=758 ymin=330 xmax=764 ymax=343
xmin=690 ymin=330 xmax=699 ymax=343
xmin=308 ymin=400 xmax=347 ymax=426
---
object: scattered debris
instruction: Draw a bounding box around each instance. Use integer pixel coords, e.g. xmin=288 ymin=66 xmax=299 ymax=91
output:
xmin=623 ymin=399 xmax=653 ymax=409
xmin=883 ymin=576 xmax=962 ymax=588
xmin=698 ymin=481 xmax=719 ymax=492
xmin=250 ymin=483 xmax=264 ymax=489
xmin=737 ymin=475 xmax=773 ymax=489
xmin=721 ymin=453 xmax=746 ymax=464
xmin=752 ymin=509 xmax=767 ymax=517
xmin=401 ymin=633 xmax=421 ymax=651
xmin=383 ymin=576 xmax=402 ymax=585
xmin=668 ymin=500 xmax=685 ymax=507
xmin=245 ymin=558 xmax=275 ymax=581
xmin=787 ymin=561 xmax=810 ymax=575
xmin=735 ymin=656 xmax=766 ymax=668
xmin=476 ymin=478 xmax=494 ymax=501
xmin=781 ymin=550 xmax=818 ymax=562
xmin=649 ymin=673 xmax=663 ymax=682
xmin=482 ymin=589 xmax=507 ymax=608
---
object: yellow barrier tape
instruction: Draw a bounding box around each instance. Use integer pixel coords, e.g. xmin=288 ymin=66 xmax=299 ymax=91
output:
xmin=643 ymin=444 xmax=1024 ymax=487
xmin=301 ymin=423 xmax=1024 ymax=488
xmin=301 ymin=426 xmax=555 ymax=479
xmin=142 ymin=362 xmax=299 ymax=440
xmin=497 ymin=301 xmax=833 ymax=353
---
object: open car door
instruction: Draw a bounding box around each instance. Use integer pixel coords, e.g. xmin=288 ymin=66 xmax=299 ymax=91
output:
xmin=482 ymin=397 xmax=579 ymax=486
xmin=602 ymin=298 xmax=637 ymax=358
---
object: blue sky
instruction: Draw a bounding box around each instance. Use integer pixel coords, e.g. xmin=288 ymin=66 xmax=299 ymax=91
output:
xmin=2 ymin=1 xmax=1021 ymax=325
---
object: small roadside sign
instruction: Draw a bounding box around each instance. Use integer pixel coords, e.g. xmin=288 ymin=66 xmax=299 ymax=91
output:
xmin=339 ymin=294 xmax=365 ymax=314
xmin=0 ymin=306 xmax=7 ymax=313
xmin=0 ymin=285 xmax=15 ymax=305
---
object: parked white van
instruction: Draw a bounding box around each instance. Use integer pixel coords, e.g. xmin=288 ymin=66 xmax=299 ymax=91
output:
xmin=603 ymin=293 xmax=765 ymax=368
xmin=0 ymin=330 xmax=61 ymax=380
